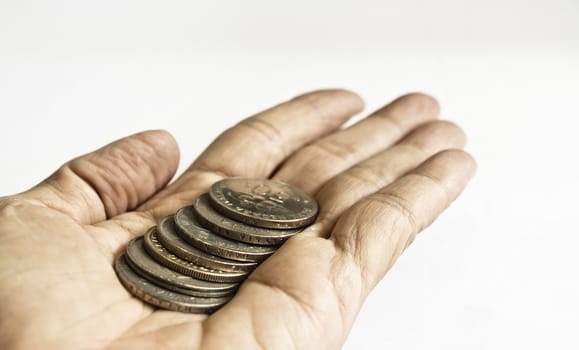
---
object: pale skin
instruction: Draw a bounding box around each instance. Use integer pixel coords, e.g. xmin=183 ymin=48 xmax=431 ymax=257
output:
xmin=0 ymin=90 xmax=475 ymax=350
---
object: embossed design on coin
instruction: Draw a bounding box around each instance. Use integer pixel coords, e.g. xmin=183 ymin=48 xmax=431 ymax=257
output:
xmin=209 ymin=178 xmax=318 ymax=229
xmin=195 ymin=193 xmax=300 ymax=245
xmin=115 ymin=254 xmax=231 ymax=314
xmin=156 ymin=216 xmax=256 ymax=272
xmin=144 ymin=227 xmax=248 ymax=283
xmin=175 ymin=206 xmax=277 ymax=262
xmin=125 ymin=237 xmax=237 ymax=297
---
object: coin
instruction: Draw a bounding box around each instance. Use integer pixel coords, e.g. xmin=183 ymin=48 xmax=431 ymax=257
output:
xmin=114 ymin=178 xmax=320 ymax=314
xmin=115 ymin=254 xmax=231 ymax=314
xmin=209 ymin=178 xmax=318 ymax=229
xmin=144 ymin=227 xmax=248 ymax=283
xmin=125 ymin=237 xmax=237 ymax=297
xmin=156 ymin=215 xmax=256 ymax=273
xmin=175 ymin=206 xmax=277 ymax=262
xmin=194 ymin=193 xmax=301 ymax=245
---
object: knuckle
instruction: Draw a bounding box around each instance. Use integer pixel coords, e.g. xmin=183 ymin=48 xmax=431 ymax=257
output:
xmin=67 ymin=159 xmax=127 ymax=216
xmin=240 ymin=117 xmax=282 ymax=140
xmin=332 ymin=206 xmax=379 ymax=287
xmin=237 ymin=118 xmax=286 ymax=159
xmin=342 ymin=165 xmax=387 ymax=191
xmin=290 ymin=90 xmax=332 ymax=117
xmin=311 ymin=138 xmax=357 ymax=163
xmin=108 ymin=137 xmax=155 ymax=172
xmin=368 ymin=191 xmax=419 ymax=233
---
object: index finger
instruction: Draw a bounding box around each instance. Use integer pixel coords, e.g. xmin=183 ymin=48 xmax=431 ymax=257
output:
xmin=140 ymin=89 xmax=363 ymax=215
xmin=200 ymin=150 xmax=475 ymax=350
xmin=331 ymin=149 xmax=477 ymax=293
xmin=192 ymin=89 xmax=364 ymax=178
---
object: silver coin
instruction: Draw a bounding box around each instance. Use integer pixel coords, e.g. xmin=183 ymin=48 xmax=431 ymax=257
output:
xmin=115 ymin=254 xmax=231 ymax=314
xmin=194 ymin=193 xmax=299 ymax=245
xmin=144 ymin=227 xmax=248 ymax=283
xmin=175 ymin=206 xmax=277 ymax=262
xmin=209 ymin=178 xmax=318 ymax=229
xmin=156 ymin=215 xmax=256 ymax=273
xmin=125 ymin=237 xmax=237 ymax=297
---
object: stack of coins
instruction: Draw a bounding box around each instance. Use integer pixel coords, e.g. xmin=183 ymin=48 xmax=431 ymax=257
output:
xmin=114 ymin=178 xmax=318 ymax=314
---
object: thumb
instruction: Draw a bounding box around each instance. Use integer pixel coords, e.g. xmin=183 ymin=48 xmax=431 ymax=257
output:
xmin=12 ymin=130 xmax=179 ymax=224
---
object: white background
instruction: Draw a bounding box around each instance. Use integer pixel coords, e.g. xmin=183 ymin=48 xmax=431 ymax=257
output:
xmin=1 ymin=1 xmax=578 ymax=349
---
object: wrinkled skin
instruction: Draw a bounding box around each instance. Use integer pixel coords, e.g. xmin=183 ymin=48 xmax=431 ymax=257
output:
xmin=0 ymin=90 xmax=475 ymax=350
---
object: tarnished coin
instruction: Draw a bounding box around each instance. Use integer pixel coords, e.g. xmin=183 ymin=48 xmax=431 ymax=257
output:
xmin=156 ymin=215 xmax=256 ymax=273
xmin=194 ymin=193 xmax=301 ymax=245
xmin=144 ymin=227 xmax=248 ymax=283
xmin=175 ymin=206 xmax=277 ymax=262
xmin=125 ymin=237 xmax=237 ymax=297
xmin=115 ymin=254 xmax=231 ymax=314
xmin=209 ymin=178 xmax=318 ymax=229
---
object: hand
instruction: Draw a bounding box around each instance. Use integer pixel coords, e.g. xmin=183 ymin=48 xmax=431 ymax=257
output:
xmin=0 ymin=90 xmax=475 ymax=349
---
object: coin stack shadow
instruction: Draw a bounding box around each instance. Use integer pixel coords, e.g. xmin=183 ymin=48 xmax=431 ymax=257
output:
xmin=114 ymin=179 xmax=317 ymax=314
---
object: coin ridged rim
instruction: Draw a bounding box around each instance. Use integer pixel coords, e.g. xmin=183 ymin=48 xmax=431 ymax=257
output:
xmin=125 ymin=256 xmax=234 ymax=298
xmin=125 ymin=237 xmax=237 ymax=297
xmin=115 ymin=254 xmax=231 ymax=314
xmin=209 ymin=178 xmax=318 ymax=229
xmin=194 ymin=193 xmax=298 ymax=245
xmin=156 ymin=216 xmax=257 ymax=272
xmin=175 ymin=206 xmax=276 ymax=262
xmin=144 ymin=227 xmax=248 ymax=283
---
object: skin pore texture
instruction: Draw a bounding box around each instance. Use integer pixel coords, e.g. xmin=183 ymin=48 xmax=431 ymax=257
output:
xmin=0 ymin=90 xmax=475 ymax=350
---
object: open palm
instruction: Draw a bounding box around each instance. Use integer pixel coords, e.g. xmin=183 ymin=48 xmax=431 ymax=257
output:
xmin=0 ymin=90 xmax=475 ymax=350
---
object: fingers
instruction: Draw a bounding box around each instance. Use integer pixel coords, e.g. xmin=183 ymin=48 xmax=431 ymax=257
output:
xmin=330 ymin=149 xmax=477 ymax=293
xmin=203 ymin=150 xmax=475 ymax=349
xmin=16 ymin=130 xmax=179 ymax=224
xmin=138 ymin=89 xmax=364 ymax=218
xmin=273 ymin=93 xmax=440 ymax=193
xmin=192 ymin=89 xmax=364 ymax=178
xmin=314 ymin=120 xmax=466 ymax=233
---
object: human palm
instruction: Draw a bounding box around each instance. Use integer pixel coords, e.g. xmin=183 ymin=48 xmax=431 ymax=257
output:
xmin=0 ymin=90 xmax=475 ymax=349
